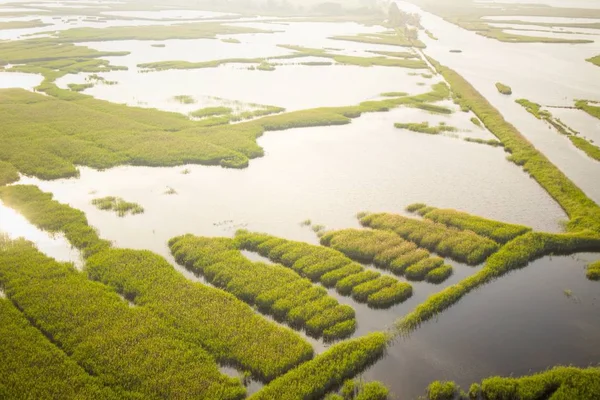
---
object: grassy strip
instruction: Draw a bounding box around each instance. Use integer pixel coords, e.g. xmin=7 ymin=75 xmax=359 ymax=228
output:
xmin=516 ymin=98 xmax=551 ymax=119
xmin=395 ymin=121 xmax=456 ymax=134
xmin=250 ymin=333 xmax=388 ymax=400
xmin=0 ymin=185 xmax=110 ymax=257
xmin=330 ymin=30 xmax=426 ymax=48
xmin=407 ymin=203 xmax=531 ymax=243
xmin=426 ymin=366 xmax=600 ymax=400
xmin=0 ymin=160 xmax=19 ymax=186
xmin=360 ymin=213 xmax=499 ymax=265
xmin=320 ymin=228 xmax=452 ymax=283
xmin=569 ymin=136 xmax=600 ymax=162
xmin=397 ymin=231 xmax=600 ymax=334
xmin=86 ymin=248 xmax=313 ymax=381
xmin=0 ymin=297 xmax=127 ymax=399
xmin=0 ymin=239 xmax=245 ymax=399
xmin=470 ymin=117 xmax=482 ymax=127
xmin=190 ymin=106 xmax=233 ymax=118
xmin=92 ymin=196 xmax=144 ymax=217
xmin=0 ymin=79 xmax=448 ymax=178
xmin=235 ymin=230 xmax=413 ymax=308
xmin=0 ymin=20 xmax=50 ymax=30
xmin=169 ymin=235 xmax=356 ymax=340
xmin=0 ymin=39 xmax=129 ymax=64
xmin=575 ymin=100 xmax=600 ymax=121
xmin=463 ymin=137 xmax=503 ymax=147
xmin=68 ymin=83 xmax=94 ymax=92
xmin=57 ymin=23 xmax=270 ymax=42
xmin=587 ymin=260 xmax=600 ymax=281
xmin=587 ymin=55 xmax=600 ymax=67
xmin=495 ymin=82 xmax=512 ymax=95
xmin=368 ymin=50 xmax=419 ymax=59
xmin=173 ymin=94 xmax=196 ymax=104
xmin=431 ymin=60 xmax=600 ymax=232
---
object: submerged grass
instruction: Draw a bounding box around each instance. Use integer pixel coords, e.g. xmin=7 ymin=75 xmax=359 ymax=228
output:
xmin=0 ymin=239 xmax=245 ymax=399
xmin=169 ymin=235 xmax=356 ymax=341
xmin=406 ymin=203 xmax=532 ymax=244
xmin=91 ymin=196 xmax=144 ymax=217
xmin=250 ymin=333 xmax=388 ymax=400
xmin=395 ymin=121 xmax=456 ymax=134
xmin=86 ymin=248 xmax=313 ymax=381
xmin=235 ymin=230 xmax=413 ymax=308
xmin=360 ymin=213 xmax=499 ymax=265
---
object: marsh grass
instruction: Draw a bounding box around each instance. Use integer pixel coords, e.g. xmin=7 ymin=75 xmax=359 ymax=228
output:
xmin=68 ymin=83 xmax=95 ymax=92
xmin=222 ymin=38 xmax=241 ymax=44
xmin=463 ymin=137 xmax=503 ymax=147
xmin=330 ymin=30 xmax=426 ymax=48
xmin=588 ymin=55 xmax=600 ymax=67
xmin=91 ymin=196 xmax=144 ymax=217
xmin=150 ymin=43 xmax=166 ymax=48
xmin=339 ymin=379 xmax=389 ymax=400
xmin=575 ymin=100 xmax=600 ymax=121
xmin=236 ymin=230 xmax=412 ymax=308
xmin=0 ymin=160 xmax=19 ymax=186
xmin=516 ymin=98 xmax=550 ymax=119
xmin=495 ymin=82 xmax=512 ymax=95
xmin=164 ymin=187 xmax=177 ymax=195
xmin=168 ymin=235 xmax=356 ymax=341
xmin=587 ymin=261 xmax=600 ymax=281
xmin=189 ymin=106 xmax=233 ymax=118
xmin=470 ymin=117 xmax=482 ymax=127
xmin=249 ymin=333 xmax=388 ymax=400
xmin=395 ymin=121 xmax=457 ymax=134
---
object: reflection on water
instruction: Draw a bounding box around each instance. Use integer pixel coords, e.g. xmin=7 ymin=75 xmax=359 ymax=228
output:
xmin=0 ymin=200 xmax=83 ymax=269
xmin=365 ymin=253 xmax=600 ymax=399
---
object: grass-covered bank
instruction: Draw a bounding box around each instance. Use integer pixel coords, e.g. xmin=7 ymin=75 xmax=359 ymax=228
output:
xmin=430 ymin=59 xmax=600 ymax=233
xmin=495 ymin=82 xmax=512 ymax=95
xmin=169 ymin=235 xmax=356 ymax=340
xmin=587 ymin=55 xmax=600 ymax=67
xmin=423 ymin=366 xmax=600 ymax=400
xmin=250 ymin=332 xmax=389 ymax=400
xmin=0 ymin=297 xmax=126 ymax=399
xmin=235 ymin=230 xmax=413 ymax=308
xmin=0 ymin=239 xmax=245 ymax=399
xmin=588 ymin=260 xmax=600 ymax=281
xmin=86 ymin=248 xmax=313 ymax=381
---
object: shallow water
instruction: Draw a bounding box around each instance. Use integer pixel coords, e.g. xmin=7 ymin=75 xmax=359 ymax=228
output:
xmin=101 ymin=10 xmax=234 ymax=20
xmin=551 ymin=107 xmax=600 ymax=144
xmin=0 ymin=200 xmax=83 ymax=269
xmin=0 ymin=71 xmax=43 ymax=90
xmin=483 ymin=15 xmax=600 ymax=24
xmin=364 ymin=253 xmax=600 ymax=399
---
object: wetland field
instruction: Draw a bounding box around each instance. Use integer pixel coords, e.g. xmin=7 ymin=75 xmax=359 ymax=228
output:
xmin=1 ymin=0 xmax=599 ymax=399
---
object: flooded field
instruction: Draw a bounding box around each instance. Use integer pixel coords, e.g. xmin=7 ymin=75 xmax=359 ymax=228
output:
xmin=1 ymin=0 xmax=599 ymax=398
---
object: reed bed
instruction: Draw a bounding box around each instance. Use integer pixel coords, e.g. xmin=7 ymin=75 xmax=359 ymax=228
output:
xmin=360 ymin=213 xmax=499 ymax=265
xmin=236 ymin=230 xmax=413 ymax=308
xmin=169 ymin=234 xmax=356 ymax=340
xmin=407 ymin=203 xmax=532 ymax=243
xmin=91 ymin=196 xmax=144 ymax=217
xmin=320 ymin=228 xmax=453 ymax=283
xmin=86 ymin=248 xmax=313 ymax=381
xmin=0 ymin=239 xmax=245 ymax=399
xmin=250 ymin=333 xmax=388 ymax=400
xmin=0 ymin=298 xmax=126 ymax=399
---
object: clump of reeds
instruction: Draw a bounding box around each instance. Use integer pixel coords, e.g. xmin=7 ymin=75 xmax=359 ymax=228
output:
xmin=91 ymin=196 xmax=144 ymax=217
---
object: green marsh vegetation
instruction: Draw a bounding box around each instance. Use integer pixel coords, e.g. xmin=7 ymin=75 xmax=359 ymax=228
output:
xmin=495 ymin=82 xmax=512 ymax=95
xmin=189 ymin=106 xmax=233 ymax=118
xmin=516 ymin=98 xmax=551 ymax=119
xmin=86 ymin=248 xmax=314 ymax=381
xmin=0 ymin=239 xmax=246 ymax=399
xmin=587 ymin=260 xmax=600 ymax=280
xmin=222 ymin=38 xmax=241 ymax=44
xmin=368 ymin=50 xmax=419 ymax=59
xmin=173 ymin=94 xmax=196 ymax=104
xmin=169 ymin=234 xmax=356 ymax=340
xmin=470 ymin=117 xmax=482 ymax=127
xmin=424 ymin=366 xmax=600 ymax=400
xmin=0 ymin=20 xmax=50 ymax=30
xmin=235 ymin=230 xmax=413 ymax=308
xmin=91 ymin=196 xmax=144 ymax=217
xmin=0 ymin=160 xmax=19 ymax=186
xmin=586 ymin=55 xmax=600 ymax=67
xmin=0 ymin=297 xmax=124 ymax=399
xmin=406 ymin=203 xmax=532 ymax=244
xmin=359 ymin=213 xmax=499 ymax=265
xmin=320 ymin=228 xmax=453 ymax=284
xmin=68 ymin=82 xmax=94 ymax=92
xmin=250 ymin=333 xmax=389 ymax=400
xmin=394 ymin=121 xmax=457 ymax=134
xmin=330 ymin=30 xmax=426 ymax=48
xmin=575 ymin=100 xmax=600 ymax=121
xmin=337 ymin=379 xmax=389 ymax=400
xmin=425 ymin=30 xmax=438 ymax=40
xmin=150 ymin=43 xmax=166 ymax=48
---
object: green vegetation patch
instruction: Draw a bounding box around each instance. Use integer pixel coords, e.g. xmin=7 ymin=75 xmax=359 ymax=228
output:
xmin=330 ymin=29 xmax=426 ymax=48
xmin=464 ymin=137 xmax=503 ymax=147
xmin=0 ymin=160 xmax=19 ymax=186
xmin=470 ymin=117 xmax=482 ymax=127
xmin=0 ymin=39 xmax=129 ymax=64
xmin=0 ymin=185 xmax=110 ymax=257
xmin=395 ymin=121 xmax=456 ymax=134
xmin=250 ymin=333 xmax=388 ymax=400
xmin=169 ymin=234 xmax=356 ymax=341
xmin=340 ymin=379 xmax=389 ymax=400
xmin=586 ymin=55 xmax=600 ymax=67
xmin=587 ymin=260 xmax=600 ymax=281
xmin=0 ymin=297 xmax=125 ymax=399
xmin=407 ymin=203 xmax=532 ymax=243
xmin=173 ymin=94 xmax=196 ymax=104
xmin=0 ymin=20 xmax=50 ymax=30
xmin=222 ymin=38 xmax=241 ymax=44
xmin=86 ymin=248 xmax=313 ymax=381
xmin=0 ymin=239 xmax=245 ymax=399
xmin=575 ymin=100 xmax=600 ymax=121
xmin=68 ymin=82 xmax=94 ymax=92
xmin=425 ymin=265 xmax=453 ymax=284
xmin=516 ymin=98 xmax=550 ymax=119
xmin=91 ymin=196 xmax=144 ymax=217
xmin=368 ymin=50 xmax=419 ymax=59
xmin=236 ymin=230 xmax=413 ymax=308
xmin=189 ymin=106 xmax=234 ymax=118
xmin=424 ymin=366 xmax=600 ymax=400
xmin=360 ymin=213 xmax=499 ymax=265
xmin=495 ymin=82 xmax=512 ymax=95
